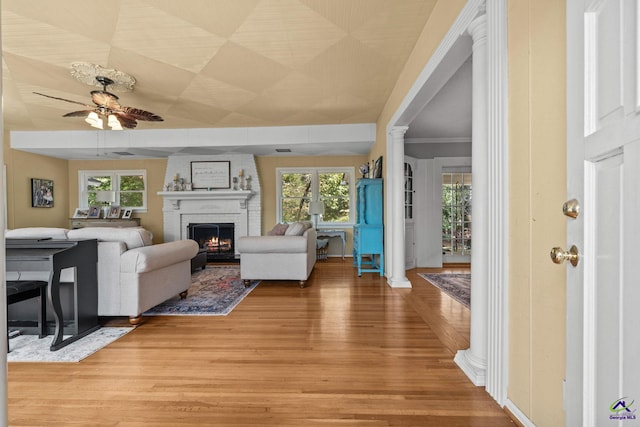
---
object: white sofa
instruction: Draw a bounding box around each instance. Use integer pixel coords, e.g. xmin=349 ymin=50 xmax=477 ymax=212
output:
xmin=5 ymin=227 xmax=198 ymax=324
xmin=236 ymin=222 xmax=316 ymax=288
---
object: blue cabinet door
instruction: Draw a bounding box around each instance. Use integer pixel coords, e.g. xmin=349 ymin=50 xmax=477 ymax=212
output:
xmin=354 ymin=179 xmax=383 ymax=276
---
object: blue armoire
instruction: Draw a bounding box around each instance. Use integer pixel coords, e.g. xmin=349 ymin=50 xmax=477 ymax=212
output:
xmin=353 ymin=178 xmax=384 ymax=276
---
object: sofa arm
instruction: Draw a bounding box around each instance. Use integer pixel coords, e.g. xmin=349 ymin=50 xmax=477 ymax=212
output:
xmin=120 ymin=240 xmax=199 ymax=274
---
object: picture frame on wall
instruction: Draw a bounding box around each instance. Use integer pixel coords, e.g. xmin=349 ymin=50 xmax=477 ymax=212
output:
xmin=373 ymin=156 xmax=383 ymax=179
xmin=31 ymin=178 xmax=54 ymax=208
xmin=190 ymin=160 xmax=231 ymax=189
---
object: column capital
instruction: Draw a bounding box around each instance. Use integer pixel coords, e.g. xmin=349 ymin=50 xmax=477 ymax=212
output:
xmin=467 ymin=14 xmax=487 ymax=44
xmin=389 ymin=126 xmax=409 ymax=140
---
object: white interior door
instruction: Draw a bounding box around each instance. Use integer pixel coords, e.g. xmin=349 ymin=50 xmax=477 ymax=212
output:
xmin=566 ymin=0 xmax=640 ymax=425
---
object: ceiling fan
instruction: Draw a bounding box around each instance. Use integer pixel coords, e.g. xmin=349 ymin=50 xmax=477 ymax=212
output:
xmin=33 ymin=76 xmax=163 ymax=130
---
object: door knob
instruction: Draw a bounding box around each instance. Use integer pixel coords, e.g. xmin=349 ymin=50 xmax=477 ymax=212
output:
xmin=562 ymin=199 xmax=580 ymax=218
xmin=550 ymin=245 xmax=579 ymax=267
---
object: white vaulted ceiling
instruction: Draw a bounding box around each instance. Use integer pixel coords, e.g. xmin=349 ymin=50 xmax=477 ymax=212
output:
xmin=1 ymin=0 xmax=438 ymax=135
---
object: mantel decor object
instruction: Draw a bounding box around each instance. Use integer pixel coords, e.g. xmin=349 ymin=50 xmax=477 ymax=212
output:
xmin=191 ymin=161 xmax=231 ymax=190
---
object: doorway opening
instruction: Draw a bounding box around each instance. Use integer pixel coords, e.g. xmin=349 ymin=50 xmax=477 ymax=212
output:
xmin=442 ymin=171 xmax=472 ymax=263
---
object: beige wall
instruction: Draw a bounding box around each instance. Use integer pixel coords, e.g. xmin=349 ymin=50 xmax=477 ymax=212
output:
xmin=67 ymin=158 xmax=168 ymax=243
xmin=508 ymin=0 xmax=566 ymax=425
xmin=256 ymin=154 xmax=367 ymax=257
xmin=4 ymin=140 xmax=69 ymax=229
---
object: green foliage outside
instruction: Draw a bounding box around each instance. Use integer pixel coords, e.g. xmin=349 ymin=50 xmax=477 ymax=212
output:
xmin=442 ymin=178 xmax=472 ymax=254
xmin=281 ymin=172 xmax=350 ymax=224
xmin=86 ymin=174 xmax=144 ymax=208
xmin=319 ymin=173 xmax=350 ymax=223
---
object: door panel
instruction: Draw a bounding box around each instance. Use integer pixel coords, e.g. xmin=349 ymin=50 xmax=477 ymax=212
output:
xmin=566 ymin=0 xmax=640 ymax=424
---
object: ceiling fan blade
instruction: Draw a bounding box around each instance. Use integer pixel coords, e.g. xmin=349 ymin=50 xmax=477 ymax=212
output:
xmin=63 ymin=110 xmax=95 ymax=118
xmin=112 ymin=114 xmax=138 ymax=129
xmin=91 ymin=90 xmax=121 ymax=110
xmin=119 ymin=106 xmax=163 ymax=122
xmin=33 ymin=92 xmax=93 ymax=108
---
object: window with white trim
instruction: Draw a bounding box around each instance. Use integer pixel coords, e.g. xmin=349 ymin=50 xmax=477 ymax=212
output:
xmin=79 ymin=170 xmax=147 ymax=211
xmin=277 ymin=167 xmax=354 ymax=225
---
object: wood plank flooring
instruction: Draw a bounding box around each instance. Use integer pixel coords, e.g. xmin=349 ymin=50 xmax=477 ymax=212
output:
xmin=8 ymin=260 xmax=514 ymax=426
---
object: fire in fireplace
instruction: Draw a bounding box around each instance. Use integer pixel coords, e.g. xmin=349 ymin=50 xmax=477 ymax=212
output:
xmin=188 ymin=223 xmax=235 ymax=261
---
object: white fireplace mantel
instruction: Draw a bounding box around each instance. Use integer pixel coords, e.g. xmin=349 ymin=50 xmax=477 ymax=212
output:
xmin=158 ymin=190 xmax=254 ymax=209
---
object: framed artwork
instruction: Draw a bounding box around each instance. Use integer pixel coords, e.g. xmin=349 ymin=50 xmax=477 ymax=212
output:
xmin=121 ymin=208 xmax=133 ymax=219
xmin=73 ymin=208 xmax=89 ymax=218
xmin=88 ymin=205 xmax=102 ymax=218
xmin=107 ymin=205 xmax=121 ymax=219
xmin=191 ymin=161 xmax=231 ymax=189
xmin=31 ymin=178 xmax=54 ymax=208
xmin=373 ymin=156 xmax=383 ymax=179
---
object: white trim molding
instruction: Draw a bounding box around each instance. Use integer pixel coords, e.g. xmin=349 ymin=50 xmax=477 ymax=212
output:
xmin=485 ymin=0 xmax=509 ymax=405
xmin=386 ymin=0 xmax=510 ymax=408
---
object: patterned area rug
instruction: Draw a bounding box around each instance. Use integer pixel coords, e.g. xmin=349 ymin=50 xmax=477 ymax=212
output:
xmin=144 ymin=265 xmax=260 ymax=316
xmin=8 ymin=327 xmax=133 ymax=363
xmin=417 ymin=273 xmax=471 ymax=308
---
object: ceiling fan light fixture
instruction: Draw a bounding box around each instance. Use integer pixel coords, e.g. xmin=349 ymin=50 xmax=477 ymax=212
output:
xmin=108 ymin=115 xmax=123 ymax=130
xmin=85 ymin=111 xmax=103 ymax=129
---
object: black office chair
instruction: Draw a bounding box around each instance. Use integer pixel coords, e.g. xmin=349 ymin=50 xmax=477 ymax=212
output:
xmin=6 ymin=280 xmax=48 ymax=351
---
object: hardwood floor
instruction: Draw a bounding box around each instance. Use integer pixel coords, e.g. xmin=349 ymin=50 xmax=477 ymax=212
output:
xmin=8 ymin=260 xmax=513 ymax=426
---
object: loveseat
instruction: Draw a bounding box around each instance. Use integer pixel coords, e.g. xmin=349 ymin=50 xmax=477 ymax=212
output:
xmin=5 ymin=227 xmax=198 ymax=324
xmin=236 ymin=221 xmax=316 ymax=288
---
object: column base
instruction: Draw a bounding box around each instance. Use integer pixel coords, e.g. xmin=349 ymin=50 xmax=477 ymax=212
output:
xmin=387 ymin=276 xmax=412 ymax=288
xmin=454 ymin=348 xmax=487 ymax=386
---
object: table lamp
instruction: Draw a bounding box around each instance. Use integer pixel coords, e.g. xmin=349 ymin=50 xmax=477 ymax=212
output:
xmin=95 ymin=190 xmax=116 ymax=218
xmin=309 ymin=201 xmax=325 ymax=229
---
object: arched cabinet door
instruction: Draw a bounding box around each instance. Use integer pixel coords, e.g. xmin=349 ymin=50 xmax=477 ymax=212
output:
xmin=404 ymin=158 xmax=416 ymax=269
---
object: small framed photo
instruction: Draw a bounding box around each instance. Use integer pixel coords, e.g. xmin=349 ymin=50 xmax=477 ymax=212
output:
xmin=373 ymin=156 xmax=383 ymax=179
xmin=107 ymin=205 xmax=121 ymax=219
xmin=122 ymin=208 xmax=133 ymax=219
xmin=88 ymin=205 xmax=102 ymax=218
xmin=31 ymin=178 xmax=54 ymax=208
xmin=73 ymin=208 xmax=89 ymax=218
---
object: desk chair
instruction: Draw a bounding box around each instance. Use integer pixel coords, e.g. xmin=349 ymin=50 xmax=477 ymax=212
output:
xmin=6 ymin=280 xmax=47 ymax=351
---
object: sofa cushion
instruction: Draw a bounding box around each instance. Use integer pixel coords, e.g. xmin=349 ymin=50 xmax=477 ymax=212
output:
xmin=6 ymin=227 xmax=69 ymax=240
xmin=237 ymin=235 xmax=308 ymax=253
xmin=284 ymin=222 xmax=305 ymax=236
xmin=67 ymin=227 xmax=153 ymax=249
xmin=267 ymin=223 xmax=289 ymax=236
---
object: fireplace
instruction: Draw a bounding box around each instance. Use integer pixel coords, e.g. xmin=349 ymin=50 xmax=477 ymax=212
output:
xmin=188 ymin=223 xmax=235 ymax=261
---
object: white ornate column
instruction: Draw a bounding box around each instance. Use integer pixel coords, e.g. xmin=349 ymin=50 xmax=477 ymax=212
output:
xmin=388 ymin=126 xmax=411 ymax=288
xmin=455 ymin=13 xmax=488 ymax=386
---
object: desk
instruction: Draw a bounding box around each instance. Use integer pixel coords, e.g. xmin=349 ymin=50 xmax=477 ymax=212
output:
xmin=6 ymin=238 xmax=99 ymax=351
xmin=316 ymin=229 xmax=347 ymax=259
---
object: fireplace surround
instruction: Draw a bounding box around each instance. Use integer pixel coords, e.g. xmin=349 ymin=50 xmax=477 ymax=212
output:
xmin=159 ymin=154 xmax=262 ymax=250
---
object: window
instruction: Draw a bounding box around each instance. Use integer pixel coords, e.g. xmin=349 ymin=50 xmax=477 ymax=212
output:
xmin=79 ymin=170 xmax=147 ymax=210
xmin=442 ymin=172 xmax=472 ymax=256
xmin=277 ymin=167 xmax=354 ymax=225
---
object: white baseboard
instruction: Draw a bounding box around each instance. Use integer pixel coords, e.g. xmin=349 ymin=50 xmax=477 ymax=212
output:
xmin=504 ymin=399 xmax=536 ymax=427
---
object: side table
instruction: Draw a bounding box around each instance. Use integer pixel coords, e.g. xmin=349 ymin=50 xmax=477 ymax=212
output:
xmin=316 ymin=229 xmax=347 ymax=259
